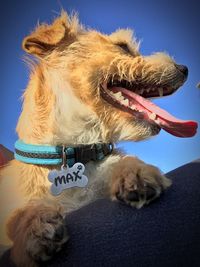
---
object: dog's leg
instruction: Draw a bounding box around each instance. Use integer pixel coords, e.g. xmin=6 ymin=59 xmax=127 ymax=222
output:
xmin=110 ymin=156 xmax=171 ymax=208
xmin=7 ymin=199 xmax=69 ymax=267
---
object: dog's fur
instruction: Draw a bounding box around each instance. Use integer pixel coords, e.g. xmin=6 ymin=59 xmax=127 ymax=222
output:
xmin=0 ymin=11 xmax=188 ymax=267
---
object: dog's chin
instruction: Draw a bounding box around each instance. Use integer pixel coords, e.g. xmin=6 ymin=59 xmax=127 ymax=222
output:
xmin=129 ymin=117 xmax=161 ymax=141
xmin=110 ymin=115 xmax=161 ymax=142
xmin=145 ymin=122 xmax=161 ymax=137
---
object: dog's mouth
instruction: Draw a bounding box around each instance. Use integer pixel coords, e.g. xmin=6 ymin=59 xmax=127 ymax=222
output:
xmin=100 ymin=79 xmax=198 ymax=137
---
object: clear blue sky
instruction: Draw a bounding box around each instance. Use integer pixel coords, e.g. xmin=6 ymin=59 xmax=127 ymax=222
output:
xmin=0 ymin=0 xmax=200 ymax=173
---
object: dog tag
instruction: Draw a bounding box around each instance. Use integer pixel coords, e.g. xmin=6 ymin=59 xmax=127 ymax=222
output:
xmin=48 ymin=163 xmax=88 ymax=196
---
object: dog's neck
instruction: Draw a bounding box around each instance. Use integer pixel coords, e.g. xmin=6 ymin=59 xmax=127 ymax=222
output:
xmin=16 ymin=64 xmax=106 ymax=147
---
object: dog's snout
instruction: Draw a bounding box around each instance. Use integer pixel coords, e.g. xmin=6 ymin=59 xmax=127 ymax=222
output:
xmin=175 ymin=64 xmax=188 ymax=77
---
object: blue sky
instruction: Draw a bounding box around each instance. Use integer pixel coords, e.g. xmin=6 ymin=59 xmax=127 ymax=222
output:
xmin=0 ymin=0 xmax=200 ymax=173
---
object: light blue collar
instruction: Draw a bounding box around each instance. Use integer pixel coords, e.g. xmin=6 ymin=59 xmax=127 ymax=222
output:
xmin=14 ymin=140 xmax=114 ymax=167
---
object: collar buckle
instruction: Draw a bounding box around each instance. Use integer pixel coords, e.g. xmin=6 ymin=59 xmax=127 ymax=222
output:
xmin=62 ymin=145 xmax=67 ymax=168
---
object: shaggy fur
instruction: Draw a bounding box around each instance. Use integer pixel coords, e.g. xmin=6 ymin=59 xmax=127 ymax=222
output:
xmin=0 ymin=11 xmax=188 ymax=267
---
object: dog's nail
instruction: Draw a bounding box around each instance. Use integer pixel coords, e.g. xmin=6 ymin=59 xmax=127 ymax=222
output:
xmin=133 ymin=184 xmax=138 ymax=190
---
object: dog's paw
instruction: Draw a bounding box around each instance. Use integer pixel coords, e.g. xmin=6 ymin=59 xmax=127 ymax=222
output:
xmin=111 ymin=156 xmax=171 ymax=208
xmin=26 ymin=209 xmax=69 ymax=262
xmin=7 ymin=201 xmax=69 ymax=265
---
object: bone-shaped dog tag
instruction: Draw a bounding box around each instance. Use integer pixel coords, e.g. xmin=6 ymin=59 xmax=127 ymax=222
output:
xmin=48 ymin=163 xmax=88 ymax=196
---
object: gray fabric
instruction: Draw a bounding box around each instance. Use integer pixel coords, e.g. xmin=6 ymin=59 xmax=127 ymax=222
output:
xmin=1 ymin=159 xmax=200 ymax=267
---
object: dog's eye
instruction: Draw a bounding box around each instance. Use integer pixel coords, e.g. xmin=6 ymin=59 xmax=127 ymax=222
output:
xmin=117 ymin=43 xmax=131 ymax=54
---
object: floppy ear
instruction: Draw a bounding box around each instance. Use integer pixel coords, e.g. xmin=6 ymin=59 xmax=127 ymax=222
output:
xmin=22 ymin=11 xmax=80 ymax=57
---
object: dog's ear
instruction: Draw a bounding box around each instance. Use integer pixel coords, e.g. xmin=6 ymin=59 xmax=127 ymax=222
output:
xmin=22 ymin=11 xmax=80 ymax=57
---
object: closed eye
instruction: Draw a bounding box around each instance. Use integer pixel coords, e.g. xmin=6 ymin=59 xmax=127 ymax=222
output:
xmin=117 ymin=42 xmax=131 ymax=54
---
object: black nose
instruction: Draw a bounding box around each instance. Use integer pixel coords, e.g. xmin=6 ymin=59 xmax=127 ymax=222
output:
xmin=176 ymin=64 xmax=188 ymax=77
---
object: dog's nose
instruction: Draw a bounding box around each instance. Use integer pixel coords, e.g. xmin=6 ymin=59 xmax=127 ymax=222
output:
xmin=176 ymin=64 xmax=188 ymax=78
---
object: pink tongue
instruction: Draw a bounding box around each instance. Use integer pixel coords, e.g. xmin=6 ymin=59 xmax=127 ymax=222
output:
xmin=118 ymin=88 xmax=198 ymax=137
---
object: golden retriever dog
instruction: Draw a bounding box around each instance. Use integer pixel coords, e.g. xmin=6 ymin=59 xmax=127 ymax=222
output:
xmin=0 ymin=11 xmax=197 ymax=267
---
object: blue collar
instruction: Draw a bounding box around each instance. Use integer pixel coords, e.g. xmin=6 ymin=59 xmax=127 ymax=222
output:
xmin=14 ymin=140 xmax=114 ymax=167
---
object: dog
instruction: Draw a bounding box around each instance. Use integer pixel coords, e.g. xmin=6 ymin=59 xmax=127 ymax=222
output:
xmin=0 ymin=11 xmax=197 ymax=267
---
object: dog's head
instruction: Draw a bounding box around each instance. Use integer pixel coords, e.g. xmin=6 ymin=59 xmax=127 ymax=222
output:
xmin=18 ymin=11 xmax=197 ymax=144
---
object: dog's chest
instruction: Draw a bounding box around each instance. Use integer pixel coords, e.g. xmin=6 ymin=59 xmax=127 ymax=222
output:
xmin=53 ymin=154 xmax=121 ymax=212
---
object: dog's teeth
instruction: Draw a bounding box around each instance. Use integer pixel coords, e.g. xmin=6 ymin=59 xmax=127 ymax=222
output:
xmin=114 ymin=91 xmax=122 ymax=99
xmin=112 ymin=91 xmax=125 ymax=101
xmin=155 ymin=118 xmax=160 ymax=124
xmin=121 ymin=99 xmax=129 ymax=106
xmin=149 ymin=113 xmax=156 ymax=120
xmin=131 ymin=104 xmax=136 ymax=110
xmin=158 ymin=88 xmax=163 ymax=97
xmin=147 ymin=88 xmax=150 ymax=93
xmin=140 ymin=89 xmax=144 ymax=94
